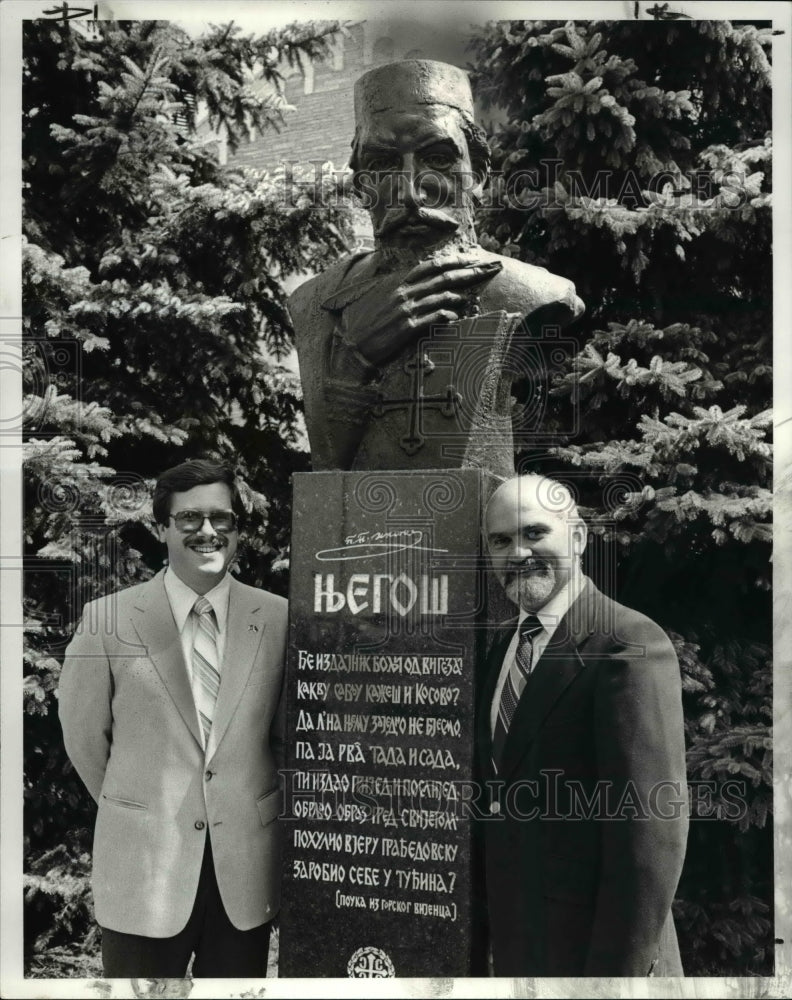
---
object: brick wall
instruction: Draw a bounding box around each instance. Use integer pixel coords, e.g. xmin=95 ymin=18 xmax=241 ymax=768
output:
xmin=231 ymin=23 xmax=367 ymax=173
xmin=228 ymin=21 xmax=473 ymax=175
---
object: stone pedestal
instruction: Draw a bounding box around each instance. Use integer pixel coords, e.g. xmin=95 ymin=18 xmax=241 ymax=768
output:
xmin=279 ymin=468 xmax=497 ymax=977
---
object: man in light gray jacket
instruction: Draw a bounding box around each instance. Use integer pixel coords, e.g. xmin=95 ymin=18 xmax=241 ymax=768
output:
xmin=59 ymin=459 xmax=287 ymax=977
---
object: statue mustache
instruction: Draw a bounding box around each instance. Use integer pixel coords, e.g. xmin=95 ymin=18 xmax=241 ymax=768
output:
xmin=376 ymin=206 xmax=459 ymax=238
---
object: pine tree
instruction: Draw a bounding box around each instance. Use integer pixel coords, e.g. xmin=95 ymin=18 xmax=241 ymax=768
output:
xmin=470 ymin=18 xmax=772 ymax=974
xmin=22 ymin=18 xmax=352 ymax=974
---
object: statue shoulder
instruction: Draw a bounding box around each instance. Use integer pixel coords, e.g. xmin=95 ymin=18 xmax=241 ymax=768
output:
xmin=478 ymin=251 xmax=585 ymax=327
xmin=288 ymin=249 xmax=374 ymax=322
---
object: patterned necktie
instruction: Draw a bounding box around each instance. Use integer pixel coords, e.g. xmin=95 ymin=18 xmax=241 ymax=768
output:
xmin=192 ymin=596 xmax=221 ymax=748
xmin=491 ymin=614 xmax=543 ymax=773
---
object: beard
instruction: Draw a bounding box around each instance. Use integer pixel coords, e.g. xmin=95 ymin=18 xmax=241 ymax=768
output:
xmin=373 ymin=200 xmax=479 ymax=269
xmin=503 ymin=561 xmax=558 ymax=612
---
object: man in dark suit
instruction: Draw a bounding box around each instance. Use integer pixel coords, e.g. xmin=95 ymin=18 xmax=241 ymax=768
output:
xmin=477 ymin=473 xmax=688 ymax=976
xmin=59 ymin=460 xmax=287 ymax=977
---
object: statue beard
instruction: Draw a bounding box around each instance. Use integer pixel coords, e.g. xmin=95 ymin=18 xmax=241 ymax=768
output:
xmin=373 ymin=199 xmax=479 ymax=271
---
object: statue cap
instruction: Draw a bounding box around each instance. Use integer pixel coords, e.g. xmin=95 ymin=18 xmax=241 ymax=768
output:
xmin=354 ymin=59 xmax=474 ymax=124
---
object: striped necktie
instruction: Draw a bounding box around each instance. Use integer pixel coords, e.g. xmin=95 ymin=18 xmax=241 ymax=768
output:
xmin=491 ymin=614 xmax=543 ymax=773
xmin=192 ymin=596 xmax=221 ymax=748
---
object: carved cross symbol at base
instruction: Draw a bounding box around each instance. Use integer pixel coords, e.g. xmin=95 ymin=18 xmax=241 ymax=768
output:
xmin=372 ymin=353 xmax=462 ymax=455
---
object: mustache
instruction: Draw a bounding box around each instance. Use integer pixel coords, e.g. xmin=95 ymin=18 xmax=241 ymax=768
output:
xmin=505 ymin=560 xmax=550 ymax=580
xmin=376 ymin=206 xmax=459 ymax=238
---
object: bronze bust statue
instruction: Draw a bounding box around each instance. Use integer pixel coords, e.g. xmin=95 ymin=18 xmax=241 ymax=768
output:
xmin=289 ymin=60 xmax=584 ymax=475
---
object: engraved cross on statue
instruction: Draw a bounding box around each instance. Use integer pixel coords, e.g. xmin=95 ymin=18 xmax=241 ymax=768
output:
xmin=372 ymin=353 xmax=461 ymax=456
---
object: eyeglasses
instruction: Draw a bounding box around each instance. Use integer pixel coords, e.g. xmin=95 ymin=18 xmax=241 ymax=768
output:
xmin=168 ymin=509 xmax=238 ymax=533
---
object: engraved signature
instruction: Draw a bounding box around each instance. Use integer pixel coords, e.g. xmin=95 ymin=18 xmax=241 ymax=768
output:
xmin=316 ymin=529 xmax=448 ymax=562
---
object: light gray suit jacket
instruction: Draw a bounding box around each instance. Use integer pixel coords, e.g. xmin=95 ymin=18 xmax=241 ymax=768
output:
xmin=59 ymin=570 xmax=287 ymax=937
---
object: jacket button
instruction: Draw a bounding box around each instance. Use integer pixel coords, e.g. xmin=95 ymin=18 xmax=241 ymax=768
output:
xmin=490 ymin=801 xmax=501 ymax=815
xmin=195 ymin=820 xmax=205 ymax=830
xmin=205 ymin=770 xmax=213 ymax=781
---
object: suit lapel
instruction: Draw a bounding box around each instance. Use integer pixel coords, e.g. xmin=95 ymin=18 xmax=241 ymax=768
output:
xmin=206 ymin=579 xmax=266 ymax=761
xmin=477 ymin=623 xmax=516 ymax=777
xmin=129 ymin=571 xmax=203 ymax=749
xmin=497 ymin=579 xmax=597 ymax=783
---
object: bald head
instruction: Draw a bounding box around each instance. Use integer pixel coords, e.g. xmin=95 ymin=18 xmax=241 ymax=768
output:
xmin=486 ymin=475 xmax=581 ymax=526
xmin=485 ymin=475 xmax=587 ymax=612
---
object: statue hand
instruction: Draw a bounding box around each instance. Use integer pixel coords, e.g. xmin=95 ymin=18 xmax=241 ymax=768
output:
xmin=337 ymin=254 xmax=503 ymax=368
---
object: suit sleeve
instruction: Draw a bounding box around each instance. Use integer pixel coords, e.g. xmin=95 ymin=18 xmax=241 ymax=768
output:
xmin=268 ymin=595 xmax=288 ymax=785
xmin=271 ymin=663 xmax=286 ymax=784
xmin=584 ymin=617 xmax=688 ymax=976
xmin=58 ymin=600 xmax=113 ymax=803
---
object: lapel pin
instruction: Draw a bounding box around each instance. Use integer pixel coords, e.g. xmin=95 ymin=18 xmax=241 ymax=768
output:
xmin=248 ymin=624 xmax=260 ymax=633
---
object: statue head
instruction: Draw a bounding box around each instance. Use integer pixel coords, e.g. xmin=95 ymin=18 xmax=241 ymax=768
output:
xmin=350 ymin=60 xmax=491 ymax=257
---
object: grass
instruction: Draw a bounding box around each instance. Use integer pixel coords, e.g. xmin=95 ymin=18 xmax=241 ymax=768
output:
xmin=26 ymin=929 xmax=280 ymax=979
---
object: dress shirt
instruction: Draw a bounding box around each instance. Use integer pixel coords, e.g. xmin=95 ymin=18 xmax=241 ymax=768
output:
xmin=164 ymin=566 xmax=231 ymax=745
xmin=490 ymin=571 xmax=586 ymax=737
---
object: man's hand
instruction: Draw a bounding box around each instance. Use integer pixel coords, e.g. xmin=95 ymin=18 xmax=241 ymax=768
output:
xmin=326 ymin=254 xmax=503 ymax=369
